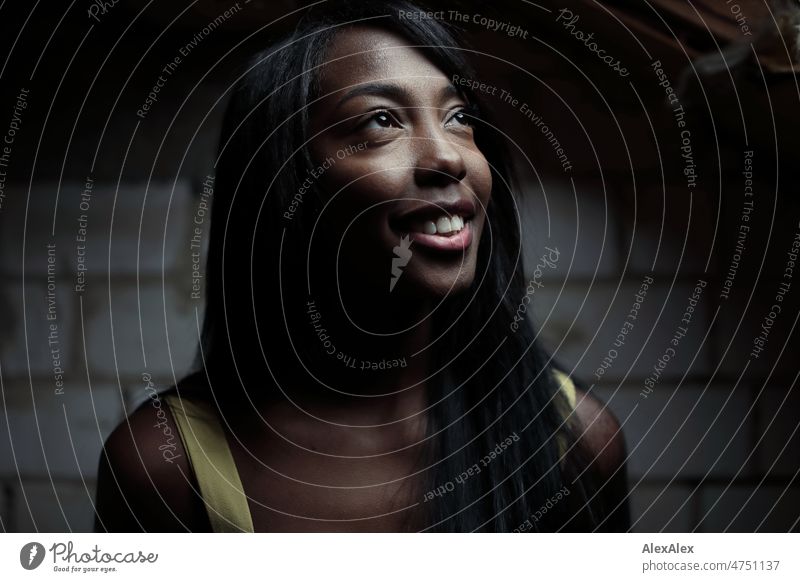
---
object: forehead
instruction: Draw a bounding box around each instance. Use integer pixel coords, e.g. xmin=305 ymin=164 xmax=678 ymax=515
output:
xmin=316 ymin=26 xmax=449 ymax=95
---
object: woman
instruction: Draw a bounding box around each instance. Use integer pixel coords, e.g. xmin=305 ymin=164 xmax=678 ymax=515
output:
xmin=95 ymin=0 xmax=629 ymax=532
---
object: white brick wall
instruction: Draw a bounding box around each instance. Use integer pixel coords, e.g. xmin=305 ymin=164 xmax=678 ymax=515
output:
xmin=0 ymin=181 xmax=193 ymax=277
xmin=623 ymin=185 xmax=710 ymax=277
xmin=534 ymin=281 xmax=712 ymax=383
xmin=11 ymin=480 xmax=97 ymax=533
xmin=1 ymin=180 xmax=201 ymax=532
xmin=520 ymin=178 xmax=620 ymax=279
xmin=629 ymin=483 xmax=696 ymax=532
xmin=0 ymin=172 xmax=795 ymax=532
xmin=0 ymin=281 xmax=75 ymax=377
xmin=756 ymin=388 xmax=800 ymax=478
xmin=594 ymin=385 xmax=756 ymax=480
xmin=697 ymin=486 xmax=800 ymax=532
xmin=82 ymin=281 xmax=200 ymax=381
xmin=716 ymin=286 xmax=800 ymax=380
xmin=0 ymin=483 xmax=8 ymax=531
xmin=0 ymin=381 xmax=122 ymax=479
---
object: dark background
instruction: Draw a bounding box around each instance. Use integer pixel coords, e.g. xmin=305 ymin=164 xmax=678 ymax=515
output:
xmin=0 ymin=0 xmax=798 ymax=531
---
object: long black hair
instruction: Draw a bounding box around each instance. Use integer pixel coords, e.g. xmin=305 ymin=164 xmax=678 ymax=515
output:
xmin=198 ymin=0 xmax=604 ymax=531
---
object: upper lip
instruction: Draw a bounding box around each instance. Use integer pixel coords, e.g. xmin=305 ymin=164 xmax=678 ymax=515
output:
xmin=390 ymin=196 xmax=477 ymax=228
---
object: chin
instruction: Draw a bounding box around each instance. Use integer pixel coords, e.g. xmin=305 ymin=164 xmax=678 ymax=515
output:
xmin=394 ymin=259 xmax=477 ymax=301
xmin=385 ymin=214 xmax=486 ymax=296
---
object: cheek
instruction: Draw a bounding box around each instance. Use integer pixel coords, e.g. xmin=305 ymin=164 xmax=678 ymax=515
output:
xmin=319 ymin=157 xmax=410 ymax=209
xmin=464 ymin=150 xmax=492 ymax=255
xmin=313 ymin=157 xmax=408 ymax=256
xmin=466 ymin=148 xmax=493 ymax=206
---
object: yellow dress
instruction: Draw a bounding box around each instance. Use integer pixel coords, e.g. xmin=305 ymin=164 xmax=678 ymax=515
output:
xmin=163 ymin=370 xmax=578 ymax=533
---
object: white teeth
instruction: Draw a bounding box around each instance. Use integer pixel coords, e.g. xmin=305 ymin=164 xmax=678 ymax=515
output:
xmin=417 ymin=215 xmax=466 ymax=235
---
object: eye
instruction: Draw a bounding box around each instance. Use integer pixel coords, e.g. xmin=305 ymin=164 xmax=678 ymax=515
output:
xmin=446 ymin=106 xmax=477 ymax=128
xmin=363 ymin=110 xmax=402 ymax=130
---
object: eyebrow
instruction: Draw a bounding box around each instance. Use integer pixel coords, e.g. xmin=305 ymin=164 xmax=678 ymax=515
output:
xmin=438 ymin=83 xmax=461 ymax=102
xmin=335 ymin=81 xmax=463 ymax=111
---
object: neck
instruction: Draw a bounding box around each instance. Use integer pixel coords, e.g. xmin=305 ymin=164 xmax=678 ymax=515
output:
xmin=309 ymin=288 xmax=430 ymax=376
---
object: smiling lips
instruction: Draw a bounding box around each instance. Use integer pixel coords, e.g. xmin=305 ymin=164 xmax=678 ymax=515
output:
xmin=406 ymin=213 xmax=473 ymax=251
xmin=422 ymin=215 xmax=465 ymax=235
xmin=392 ymin=201 xmax=476 ymax=252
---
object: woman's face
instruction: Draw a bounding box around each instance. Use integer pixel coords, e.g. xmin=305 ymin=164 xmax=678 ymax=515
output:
xmin=308 ymin=26 xmax=492 ymax=305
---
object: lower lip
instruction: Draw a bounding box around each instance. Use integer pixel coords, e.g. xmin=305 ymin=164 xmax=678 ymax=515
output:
xmin=406 ymin=221 xmax=473 ymax=252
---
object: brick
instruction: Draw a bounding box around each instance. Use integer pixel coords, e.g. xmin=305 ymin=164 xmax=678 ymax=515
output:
xmin=593 ymin=384 xmax=756 ymax=480
xmin=629 ymin=483 xmax=696 ymax=532
xmin=622 ymin=184 xmax=713 ymax=278
xmin=715 ymin=283 xmax=800 ymax=382
xmin=0 ymin=180 xmax=193 ymax=277
xmin=82 ymin=281 xmax=200 ymax=380
xmin=755 ymin=387 xmax=800 ymax=478
xmin=697 ymin=485 xmax=800 ymax=532
xmin=0 ymin=280 xmax=75 ymax=377
xmin=519 ymin=178 xmax=619 ymax=279
xmin=532 ymin=280 xmax=712 ymax=383
xmin=711 ymin=174 xmax=796 ymax=284
xmin=0 ymin=183 xmax=74 ymax=277
xmin=12 ymin=480 xmax=96 ymax=533
xmin=504 ymin=74 xmax=659 ymax=176
xmin=0 ymin=381 xmax=123 ymax=479
xmin=0 ymin=482 xmax=8 ymax=531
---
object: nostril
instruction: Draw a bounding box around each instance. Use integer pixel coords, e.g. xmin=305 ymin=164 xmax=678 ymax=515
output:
xmin=415 ymin=165 xmax=463 ymax=185
xmin=413 ymin=133 xmax=467 ymax=187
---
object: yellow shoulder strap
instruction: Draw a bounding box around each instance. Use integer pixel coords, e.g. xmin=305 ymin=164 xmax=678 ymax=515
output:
xmin=552 ymin=368 xmax=577 ymax=410
xmin=552 ymin=369 xmax=577 ymax=460
xmin=164 ymin=393 xmax=254 ymax=533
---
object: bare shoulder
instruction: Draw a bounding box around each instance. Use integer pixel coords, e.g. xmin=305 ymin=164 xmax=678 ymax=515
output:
xmin=567 ymin=386 xmax=631 ymax=530
xmin=94 ymin=374 xmax=209 ymax=532
xmin=570 ymin=387 xmax=627 ymax=479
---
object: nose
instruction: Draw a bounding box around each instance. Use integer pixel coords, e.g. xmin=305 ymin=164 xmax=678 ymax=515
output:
xmin=413 ymin=124 xmax=467 ymax=188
